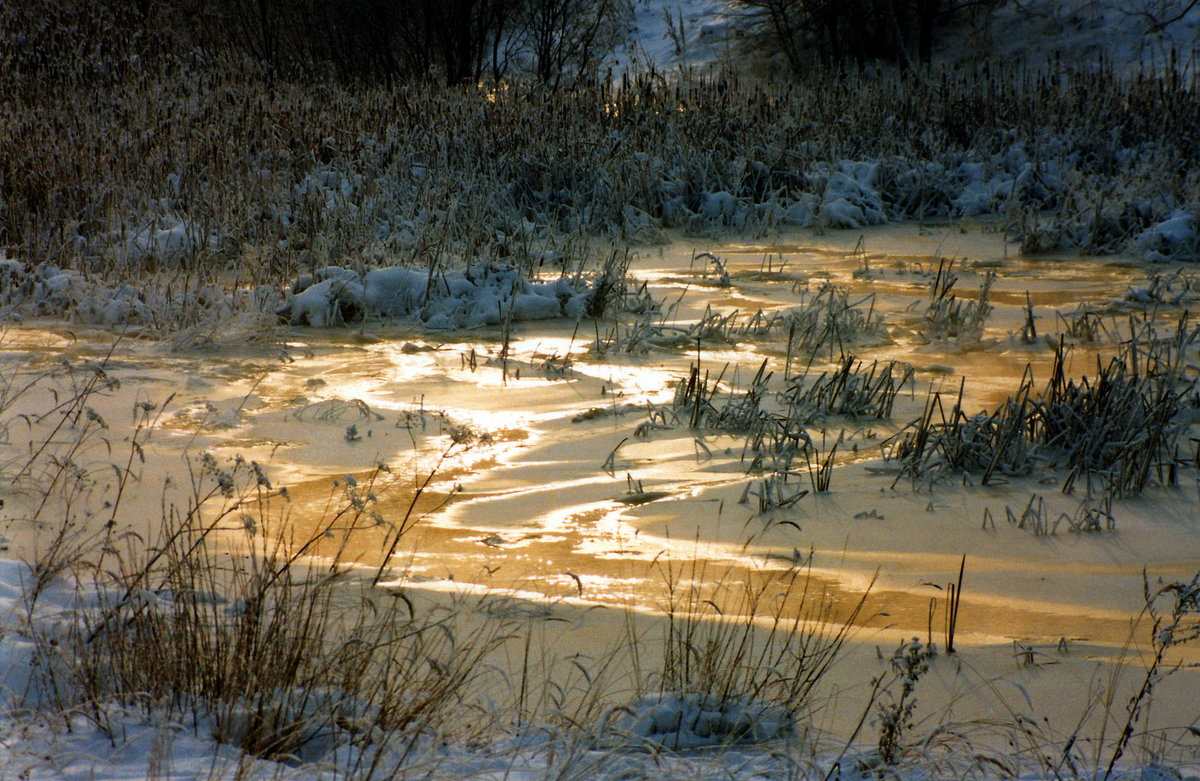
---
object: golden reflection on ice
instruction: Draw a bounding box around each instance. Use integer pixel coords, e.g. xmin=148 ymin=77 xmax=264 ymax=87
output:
xmin=7 ymin=225 xmax=1199 ymax=664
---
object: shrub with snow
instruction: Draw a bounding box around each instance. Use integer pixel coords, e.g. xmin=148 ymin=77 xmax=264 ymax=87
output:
xmin=120 ymin=220 xmax=219 ymax=264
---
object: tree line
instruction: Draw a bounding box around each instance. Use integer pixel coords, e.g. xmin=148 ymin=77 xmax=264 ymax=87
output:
xmin=194 ymin=0 xmax=629 ymax=85
xmin=8 ymin=0 xmax=1143 ymax=92
xmin=734 ymin=0 xmax=1003 ymax=72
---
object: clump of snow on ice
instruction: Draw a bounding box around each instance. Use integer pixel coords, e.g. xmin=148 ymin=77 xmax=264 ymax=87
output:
xmin=1135 ymin=210 xmax=1199 ymax=262
xmin=285 ymin=274 xmax=367 ymax=329
xmin=624 ymin=204 xmax=671 ymax=243
xmin=699 ymin=191 xmax=743 ymax=224
xmin=603 ymin=691 xmax=791 ymax=750
xmin=780 ymin=194 xmax=821 ymax=227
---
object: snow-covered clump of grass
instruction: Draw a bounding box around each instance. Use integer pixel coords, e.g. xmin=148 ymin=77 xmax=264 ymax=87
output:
xmin=646 ymin=555 xmax=869 ymax=744
xmin=784 ymin=283 xmax=891 ymax=359
xmin=888 ymin=331 xmax=1196 ymax=495
xmin=918 ymin=262 xmax=995 ymax=344
xmin=817 ymin=163 xmax=888 ymax=229
xmin=0 ymin=260 xmax=282 ymax=344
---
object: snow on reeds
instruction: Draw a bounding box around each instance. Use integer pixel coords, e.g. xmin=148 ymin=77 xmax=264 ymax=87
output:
xmin=3 ymin=12 xmax=1200 ymax=333
xmin=918 ymin=259 xmax=995 ymax=344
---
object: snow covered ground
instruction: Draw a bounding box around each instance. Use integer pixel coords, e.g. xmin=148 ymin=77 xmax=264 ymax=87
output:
xmin=959 ymin=0 xmax=1200 ymax=71
xmin=4 ymin=554 xmax=1197 ymax=780
xmin=616 ymin=0 xmax=1200 ymax=73
xmin=612 ymin=0 xmax=741 ymax=73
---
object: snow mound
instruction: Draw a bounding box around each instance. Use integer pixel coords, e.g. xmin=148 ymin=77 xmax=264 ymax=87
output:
xmin=1135 ymin=210 xmax=1199 ymax=262
xmin=604 ymin=692 xmax=792 ymax=750
xmin=276 ymin=264 xmax=591 ymax=329
xmin=820 ymin=164 xmax=887 ymax=229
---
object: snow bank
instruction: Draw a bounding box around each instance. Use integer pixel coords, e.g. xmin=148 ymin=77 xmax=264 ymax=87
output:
xmin=0 ymin=560 xmax=36 ymax=709
xmin=276 ymin=264 xmax=590 ymax=329
xmin=614 ymin=0 xmax=737 ymax=73
xmin=0 ymin=259 xmax=591 ymax=334
xmin=621 ymin=0 xmax=1200 ymax=77
xmin=0 ymin=261 xmax=280 ymax=334
xmin=960 ymin=0 xmax=1200 ymax=74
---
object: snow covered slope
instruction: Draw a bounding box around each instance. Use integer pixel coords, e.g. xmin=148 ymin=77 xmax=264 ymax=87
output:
xmin=616 ymin=0 xmax=1200 ymax=74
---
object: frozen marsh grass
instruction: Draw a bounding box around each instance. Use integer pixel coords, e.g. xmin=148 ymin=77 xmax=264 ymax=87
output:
xmin=4 ymin=3 xmax=1200 ymax=778
xmin=887 ymin=329 xmax=1198 ymax=497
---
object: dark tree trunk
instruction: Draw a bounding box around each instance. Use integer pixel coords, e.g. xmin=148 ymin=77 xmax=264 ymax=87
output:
xmin=916 ymin=0 xmax=941 ymax=64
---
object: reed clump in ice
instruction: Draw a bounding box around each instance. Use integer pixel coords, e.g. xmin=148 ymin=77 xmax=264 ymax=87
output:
xmin=888 ymin=321 xmax=1199 ymax=497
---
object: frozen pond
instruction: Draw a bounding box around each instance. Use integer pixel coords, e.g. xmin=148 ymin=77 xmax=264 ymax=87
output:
xmin=6 ymin=223 xmax=1197 ymax=670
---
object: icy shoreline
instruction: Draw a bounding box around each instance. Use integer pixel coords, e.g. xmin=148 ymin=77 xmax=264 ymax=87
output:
xmin=3 ymin=555 xmax=1198 ymax=781
xmin=2 ymin=196 xmax=1196 ymax=336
